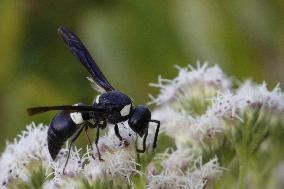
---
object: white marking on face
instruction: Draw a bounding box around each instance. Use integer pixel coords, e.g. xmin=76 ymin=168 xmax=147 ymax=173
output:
xmin=120 ymin=104 xmax=131 ymax=117
xmin=96 ymin=95 xmax=100 ymax=104
xmin=70 ymin=112 xmax=84 ymax=125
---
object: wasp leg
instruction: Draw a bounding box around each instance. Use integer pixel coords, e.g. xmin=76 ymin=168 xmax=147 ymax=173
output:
xmin=84 ymin=126 xmax=96 ymax=160
xmin=94 ymin=126 xmax=104 ymax=161
xmin=99 ymin=120 xmax=107 ymax=129
xmin=136 ymin=128 xmax=148 ymax=153
xmin=114 ymin=124 xmax=123 ymax=141
xmin=150 ymin=120 xmax=160 ymax=149
xmin=63 ymin=125 xmax=84 ymax=174
xmin=114 ymin=124 xmax=128 ymax=146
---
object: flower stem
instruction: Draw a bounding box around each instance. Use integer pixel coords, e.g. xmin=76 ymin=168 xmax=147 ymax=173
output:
xmin=238 ymin=118 xmax=249 ymax=189
xmin=238 ymin=147 xmax=247 ymax=189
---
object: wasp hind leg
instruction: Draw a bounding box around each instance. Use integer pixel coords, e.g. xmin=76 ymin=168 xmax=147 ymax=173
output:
xmin=84 ymin=126 xmax=96 ymax=160
xmin=63 ymin=125 xmax=84 ymax=174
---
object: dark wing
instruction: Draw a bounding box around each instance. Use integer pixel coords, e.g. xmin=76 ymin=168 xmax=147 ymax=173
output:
xmin=27 ymin=105 xmax=106 ymax=116
xmin=58 ymin=26 xmax=115 ymax=92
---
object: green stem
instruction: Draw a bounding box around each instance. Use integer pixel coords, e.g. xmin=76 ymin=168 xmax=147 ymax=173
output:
xmin=238 ymin=117 xmax=249 ymax=189
xmin=238 ymin=147 xmax=247 ymax=189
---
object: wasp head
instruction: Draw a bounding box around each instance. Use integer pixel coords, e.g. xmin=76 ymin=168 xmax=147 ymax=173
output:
xmin=128 ymin=105 xmax=151 ymax=137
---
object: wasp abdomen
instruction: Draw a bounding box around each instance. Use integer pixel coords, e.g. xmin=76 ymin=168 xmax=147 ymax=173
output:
xmin=47 ymin=128 xmax=66 ymax=160
xmin=47 ymin=111 xmax=79 ymax=160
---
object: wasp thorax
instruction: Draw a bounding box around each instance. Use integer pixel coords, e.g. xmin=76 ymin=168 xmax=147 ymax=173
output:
xmin=97 ymin=91 xmax=132 ymax=106
xmin=128 ymin=105 xmax=151 ymax=137
xmin=94 ymin=91 xmax=133 ymax=123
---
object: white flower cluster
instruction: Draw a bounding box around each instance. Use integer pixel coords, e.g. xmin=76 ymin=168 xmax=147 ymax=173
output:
xmin=153 ymin=107 xmax=224 ymax=149
xmin=84 ymin=124 xmax=144 ymax=184
xmin=43 ymin=179 xmax=81 ymax=189
xmin=152 ymin=108 xmax=195 ymax=147
xmin=95 ymin=124 xmax=137 ymax=155
xmin=84 ymin=150 xmax=143 ymax=183
xmin=0 ymin=123 xmax=51 ymax=187
xmin=147 ymin=156 xmax=222 ymax=189
xmin=42 ymin=122 xmax=143 ymax=188
xmin=206 ymin=91 xmax=242 ymax=120
xmin=2 ymin=63 xmax=282 ymax=189
xmin=42 ymin=144 xmax=89 ymax=189
xmin=47 ymin=146 xmax=85 ymax=183
xmin=237 ymin=81 xmax=284 ymax=112
xmin=152 ymin=63 xmax=284 ymax=149
xmin=155 ymin=148 xmax=194 ymax=171
xmin=0 ymin=122 xmax=144 ymax=188
xmin=149 ymin=62 xmax=231 ymax=106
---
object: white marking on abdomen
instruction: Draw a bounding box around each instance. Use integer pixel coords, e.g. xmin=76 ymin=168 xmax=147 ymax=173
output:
xmin=70 ymin=112 xmax=84 ymax=125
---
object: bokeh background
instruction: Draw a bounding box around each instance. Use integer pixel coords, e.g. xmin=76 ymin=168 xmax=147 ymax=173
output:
xmin=0 ymin=0 xmax=284 ymax=151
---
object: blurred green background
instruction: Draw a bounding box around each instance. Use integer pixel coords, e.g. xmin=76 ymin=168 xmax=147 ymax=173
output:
xmin=0 ymin=0 xmax=284 ymax=151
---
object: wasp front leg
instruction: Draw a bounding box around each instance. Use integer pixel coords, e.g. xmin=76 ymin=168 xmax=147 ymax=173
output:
xmin=98 ymin=119 xmax=107 ymax=129
xmin=114 ymin=124 xmax=129 ymax=147
xmin=83 ymin=125 xmax=96 ymax=160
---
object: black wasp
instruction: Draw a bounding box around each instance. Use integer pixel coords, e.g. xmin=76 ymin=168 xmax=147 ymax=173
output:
xmin=27 ymin=27 xmax=160 ymax=172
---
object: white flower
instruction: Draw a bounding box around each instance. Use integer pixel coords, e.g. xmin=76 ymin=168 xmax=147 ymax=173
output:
xmin=0 ymin=123 xmax=50 ymax=186
xmin=147 ymin=171 xmax=206 ymax=189
xmin=189 ymin=114 xmax=224 ymax=149
xmin=83 ymin=157 xmax=104 ymax=180
xmin=5 ymin=123 xmax=50 ymax=163
xmin=0 ymin=165 xmax=9 ymax=188
xmin=152 ymin=107 xmax=194 ymax=147
xmin=149 ymin=63 xmax=231 ymax=106
xmin=153 ymin=107 xmax=223 ymax=149
xmin=147 ymin=170 xmax=194 ymax=189
xmin=237 ymin=81 xmax=284 ymax=112
xmin=104 ymin=150 xmax=142 ymax=181
xmin=189 ymin=156 xmax=223 ymax=182
xmin=43 ymin=180 xmax=61 ymax=189
xmin=147 ymin=157 xmax=223 ymax=189
xmin=48 ymin=145 xmax=85 ymax=182
xmin=155 ymin=148 xmax=194 ymax=171
xmin=84 ymin=149 xmax=142 ymax=183
xmin=43 ymin=179 xmax=80 ymax=189
xmin=95 ymin=123 xmax=136 ymax=155
xmin=206 ymin=90 xmax=242 ymax=121
xmin=85 ymin=124 xmax=140 ymax=181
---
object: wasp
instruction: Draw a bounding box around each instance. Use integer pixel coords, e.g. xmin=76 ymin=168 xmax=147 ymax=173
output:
xmin=27 ymin=27 xmax=160 ymax=172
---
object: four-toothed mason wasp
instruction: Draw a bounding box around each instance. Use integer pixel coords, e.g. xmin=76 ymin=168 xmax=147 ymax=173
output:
xmin=27 ymin=27 xmax=160 ymax=172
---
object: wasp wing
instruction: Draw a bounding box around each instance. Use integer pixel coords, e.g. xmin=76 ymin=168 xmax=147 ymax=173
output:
xmin=58 ymin=26 xmax=115 ymax=93
xmin=27 ymin=105 xmax=106 ymax=116
xmin=86 ymin=76 xmax=106 ymax=93
xmin=27 ymin=104 xmax=122 ymax=116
